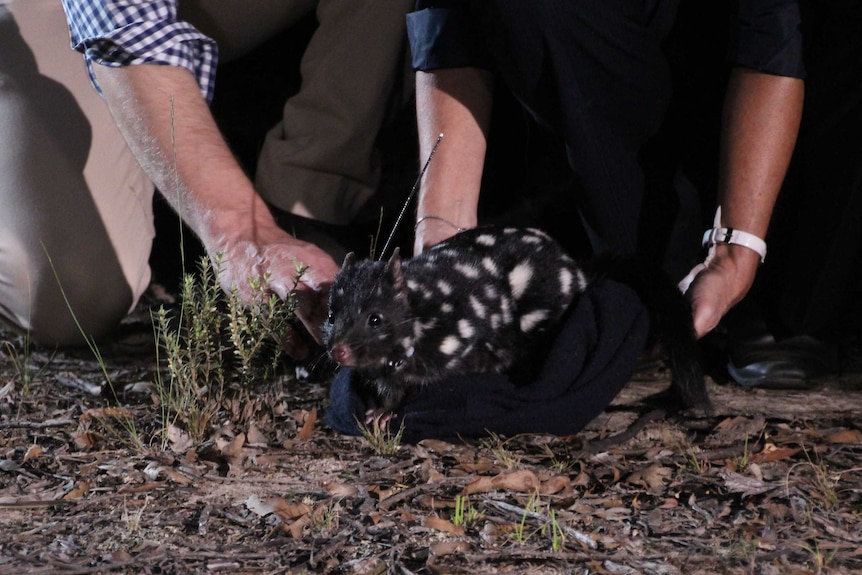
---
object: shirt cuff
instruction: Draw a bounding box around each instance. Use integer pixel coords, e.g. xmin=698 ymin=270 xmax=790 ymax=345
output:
xmin=407 ymin=6 xmax=491 ymax=71
xmin=62 ymin=0 xmax=217 ymax=101
xmin=729 ymin=0 xmax=806 ymax=79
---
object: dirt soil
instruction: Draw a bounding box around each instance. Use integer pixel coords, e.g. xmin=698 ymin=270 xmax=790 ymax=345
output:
xmin=2 ymin=298 xmax=861 ymax=575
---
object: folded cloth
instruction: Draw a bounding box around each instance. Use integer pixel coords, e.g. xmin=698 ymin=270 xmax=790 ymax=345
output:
xmin=325 ymin=279 xmax=650 ymax=443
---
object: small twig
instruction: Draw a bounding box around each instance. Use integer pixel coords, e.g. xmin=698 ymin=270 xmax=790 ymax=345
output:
xmin=377 ymin=476 xmax=471 ymax=512
xmin=0 ymin=419 xmax=75 ymax=430
xmin=0 ymin=499 xmax=75 ymax=509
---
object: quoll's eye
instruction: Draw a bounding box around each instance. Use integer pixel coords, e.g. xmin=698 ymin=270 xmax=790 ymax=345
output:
xmin=327 ymin=311 xmax=335 ymax=325
xmin=367 ymin=313 xmax=382 ymax=328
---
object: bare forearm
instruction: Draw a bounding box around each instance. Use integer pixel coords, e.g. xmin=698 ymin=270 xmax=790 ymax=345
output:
xmin=414 ymin=68 xmax=494 ymax=252
xmin=93 ymin=64 xmax=279 ymax=250
xmin=718 ymin=68 xmax=804 ymax=238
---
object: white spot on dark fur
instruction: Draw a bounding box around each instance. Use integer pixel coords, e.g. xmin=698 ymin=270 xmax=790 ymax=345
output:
xmin=500 ymin=296 xmax=513 ymax=324
xmin=469 ymin=295 xmax=487 ymax=318
xmin=458 ymin=319 xmax=475 ymax=338
xmin=509 ymin=262 xmax=532 ymax=299
xmin=529 ymin=228 xmax=551 ymax=240
xmin=520 ymin=309 xmax=549 ymax=332
xmin=559 ymin=268 xmax=574 ymax=296
xmin=440 ymin=336 xmax=460 ymax=355
xmin=413 ymin=319 xmax=433 ymax=340
xmin=455 ymin=263 xmax=480 ymax=279
xmin=440 ymin=302 xmax=454 ymax=313
xmin=575 ymin=268 xmax=589 ymax=291
xmin=437 ymin=281 xmax=453 ymax=295
xmin=477 ymin=234 xmax=496 ymax=246
xmin=482 ymin=257 xmax=498 ymax=276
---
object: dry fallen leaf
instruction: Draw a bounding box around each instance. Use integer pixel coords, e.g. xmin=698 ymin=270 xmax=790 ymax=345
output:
xmin=627 ymin=464 xmax=673 ymax=491
xmin=244 ymin=494 xmax=312 ymax=524
xmin=23 ymin=445 xmax=43 ymax=463
xmin=244 ymin=494 xmax=276 ymax=517
xmin=425 ymin=515 xmax=465 ymax=536
xmin=72 ymin=429 xmax=100 ymax=450
xmin=539 ymin=475 xmax=572 ymax=495
xmin=826 ymin=429 xmax=862 ymax=444
xmin=325 ymin=482 xmax=359 ymax=498
xmin=219 ymin=432 xmax=246 ymax=464
xmin=63 ymin=481 xmax=90 ymax=500
xmin=79 ymin=406 xmax=135 ymax=423
xmin=463 ymin=469 xmax=540 ymax=495
xmin=246 ymin=423 xmax=268 ymax=446
xmin=285 ymin=515 xmax=312 ymax=538
xmin=751 ymin=444 xmax=802 ymax=463
xmin=271 ymin=498 xmax=313 ymax=522
xmin=160 ymin=466 xmax=193 ymax=485
xmin=429 ymin=540 xmax=471 ymax=556
xmin=166 ymin=424 xmax=194 ymax=454
xmin=296 ymin=408 xmax=317 ymax=441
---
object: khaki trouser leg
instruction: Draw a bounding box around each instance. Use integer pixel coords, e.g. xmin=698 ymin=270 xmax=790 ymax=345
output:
xmin=0 ymin=0 xmax=153 ymax=346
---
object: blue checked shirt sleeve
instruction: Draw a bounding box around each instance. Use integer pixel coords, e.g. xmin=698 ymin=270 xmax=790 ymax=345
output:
xmin=60 ymin=0 xmax=218 ymax=101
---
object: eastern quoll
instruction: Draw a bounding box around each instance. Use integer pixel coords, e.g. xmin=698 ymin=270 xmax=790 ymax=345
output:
xmin=323 ymin=226 xmax=710 ymax=415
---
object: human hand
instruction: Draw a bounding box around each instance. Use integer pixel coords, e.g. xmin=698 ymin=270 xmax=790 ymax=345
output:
xmin=682 ymin=244 xmax=760 ymax=338
xmin=210 ymin=224 xmax=340 ymax=359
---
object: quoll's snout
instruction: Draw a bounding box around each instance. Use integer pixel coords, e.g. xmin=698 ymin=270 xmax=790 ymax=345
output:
xmin=328 ymin=342 xmax=354 ymax=366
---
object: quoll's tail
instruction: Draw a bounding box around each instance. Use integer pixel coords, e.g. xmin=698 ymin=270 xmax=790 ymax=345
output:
xmin=600 ymin=257 xmax=712 ymax=412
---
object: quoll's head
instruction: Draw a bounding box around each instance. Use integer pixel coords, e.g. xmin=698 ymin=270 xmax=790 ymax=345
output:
xmin=323 ymin=250 xmax=411 ymax=369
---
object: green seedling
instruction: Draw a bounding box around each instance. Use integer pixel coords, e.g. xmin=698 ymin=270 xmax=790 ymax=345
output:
xmin=452 ymin=494 xmax=481 ymax=527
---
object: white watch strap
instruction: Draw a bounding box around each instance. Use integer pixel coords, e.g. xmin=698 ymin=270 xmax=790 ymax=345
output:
xmin=701 ymin=226 xmax=767 ymax=263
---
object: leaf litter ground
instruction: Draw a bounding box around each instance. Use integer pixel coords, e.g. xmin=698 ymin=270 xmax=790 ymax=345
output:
xmin=2 ymin=296 xmax=862 ymax=575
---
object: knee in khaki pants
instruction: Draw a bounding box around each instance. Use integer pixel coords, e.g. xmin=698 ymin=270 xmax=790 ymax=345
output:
xmin=0 ymin=1 xmax=154 ymax=345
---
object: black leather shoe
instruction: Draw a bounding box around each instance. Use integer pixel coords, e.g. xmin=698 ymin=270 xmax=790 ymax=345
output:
xmin=726 ymin=307 xmax=838 ymax=389
xmin=728 ymin=334 xmax=838 ymax=389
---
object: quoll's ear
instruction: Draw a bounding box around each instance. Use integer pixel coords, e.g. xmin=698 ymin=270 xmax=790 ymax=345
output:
xmin=341 ymin=252 xmax=357 ymax=268
xmin=387 ymin=248 xmax=406 ymax=293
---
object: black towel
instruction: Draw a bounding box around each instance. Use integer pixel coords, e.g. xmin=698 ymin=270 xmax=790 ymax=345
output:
xmin=325 ymin=279 xmax=649 ymax=443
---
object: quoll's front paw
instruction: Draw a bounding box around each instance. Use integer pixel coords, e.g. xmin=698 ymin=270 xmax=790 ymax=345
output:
xmin=364 ymin=408 xmax=396 ymax=428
